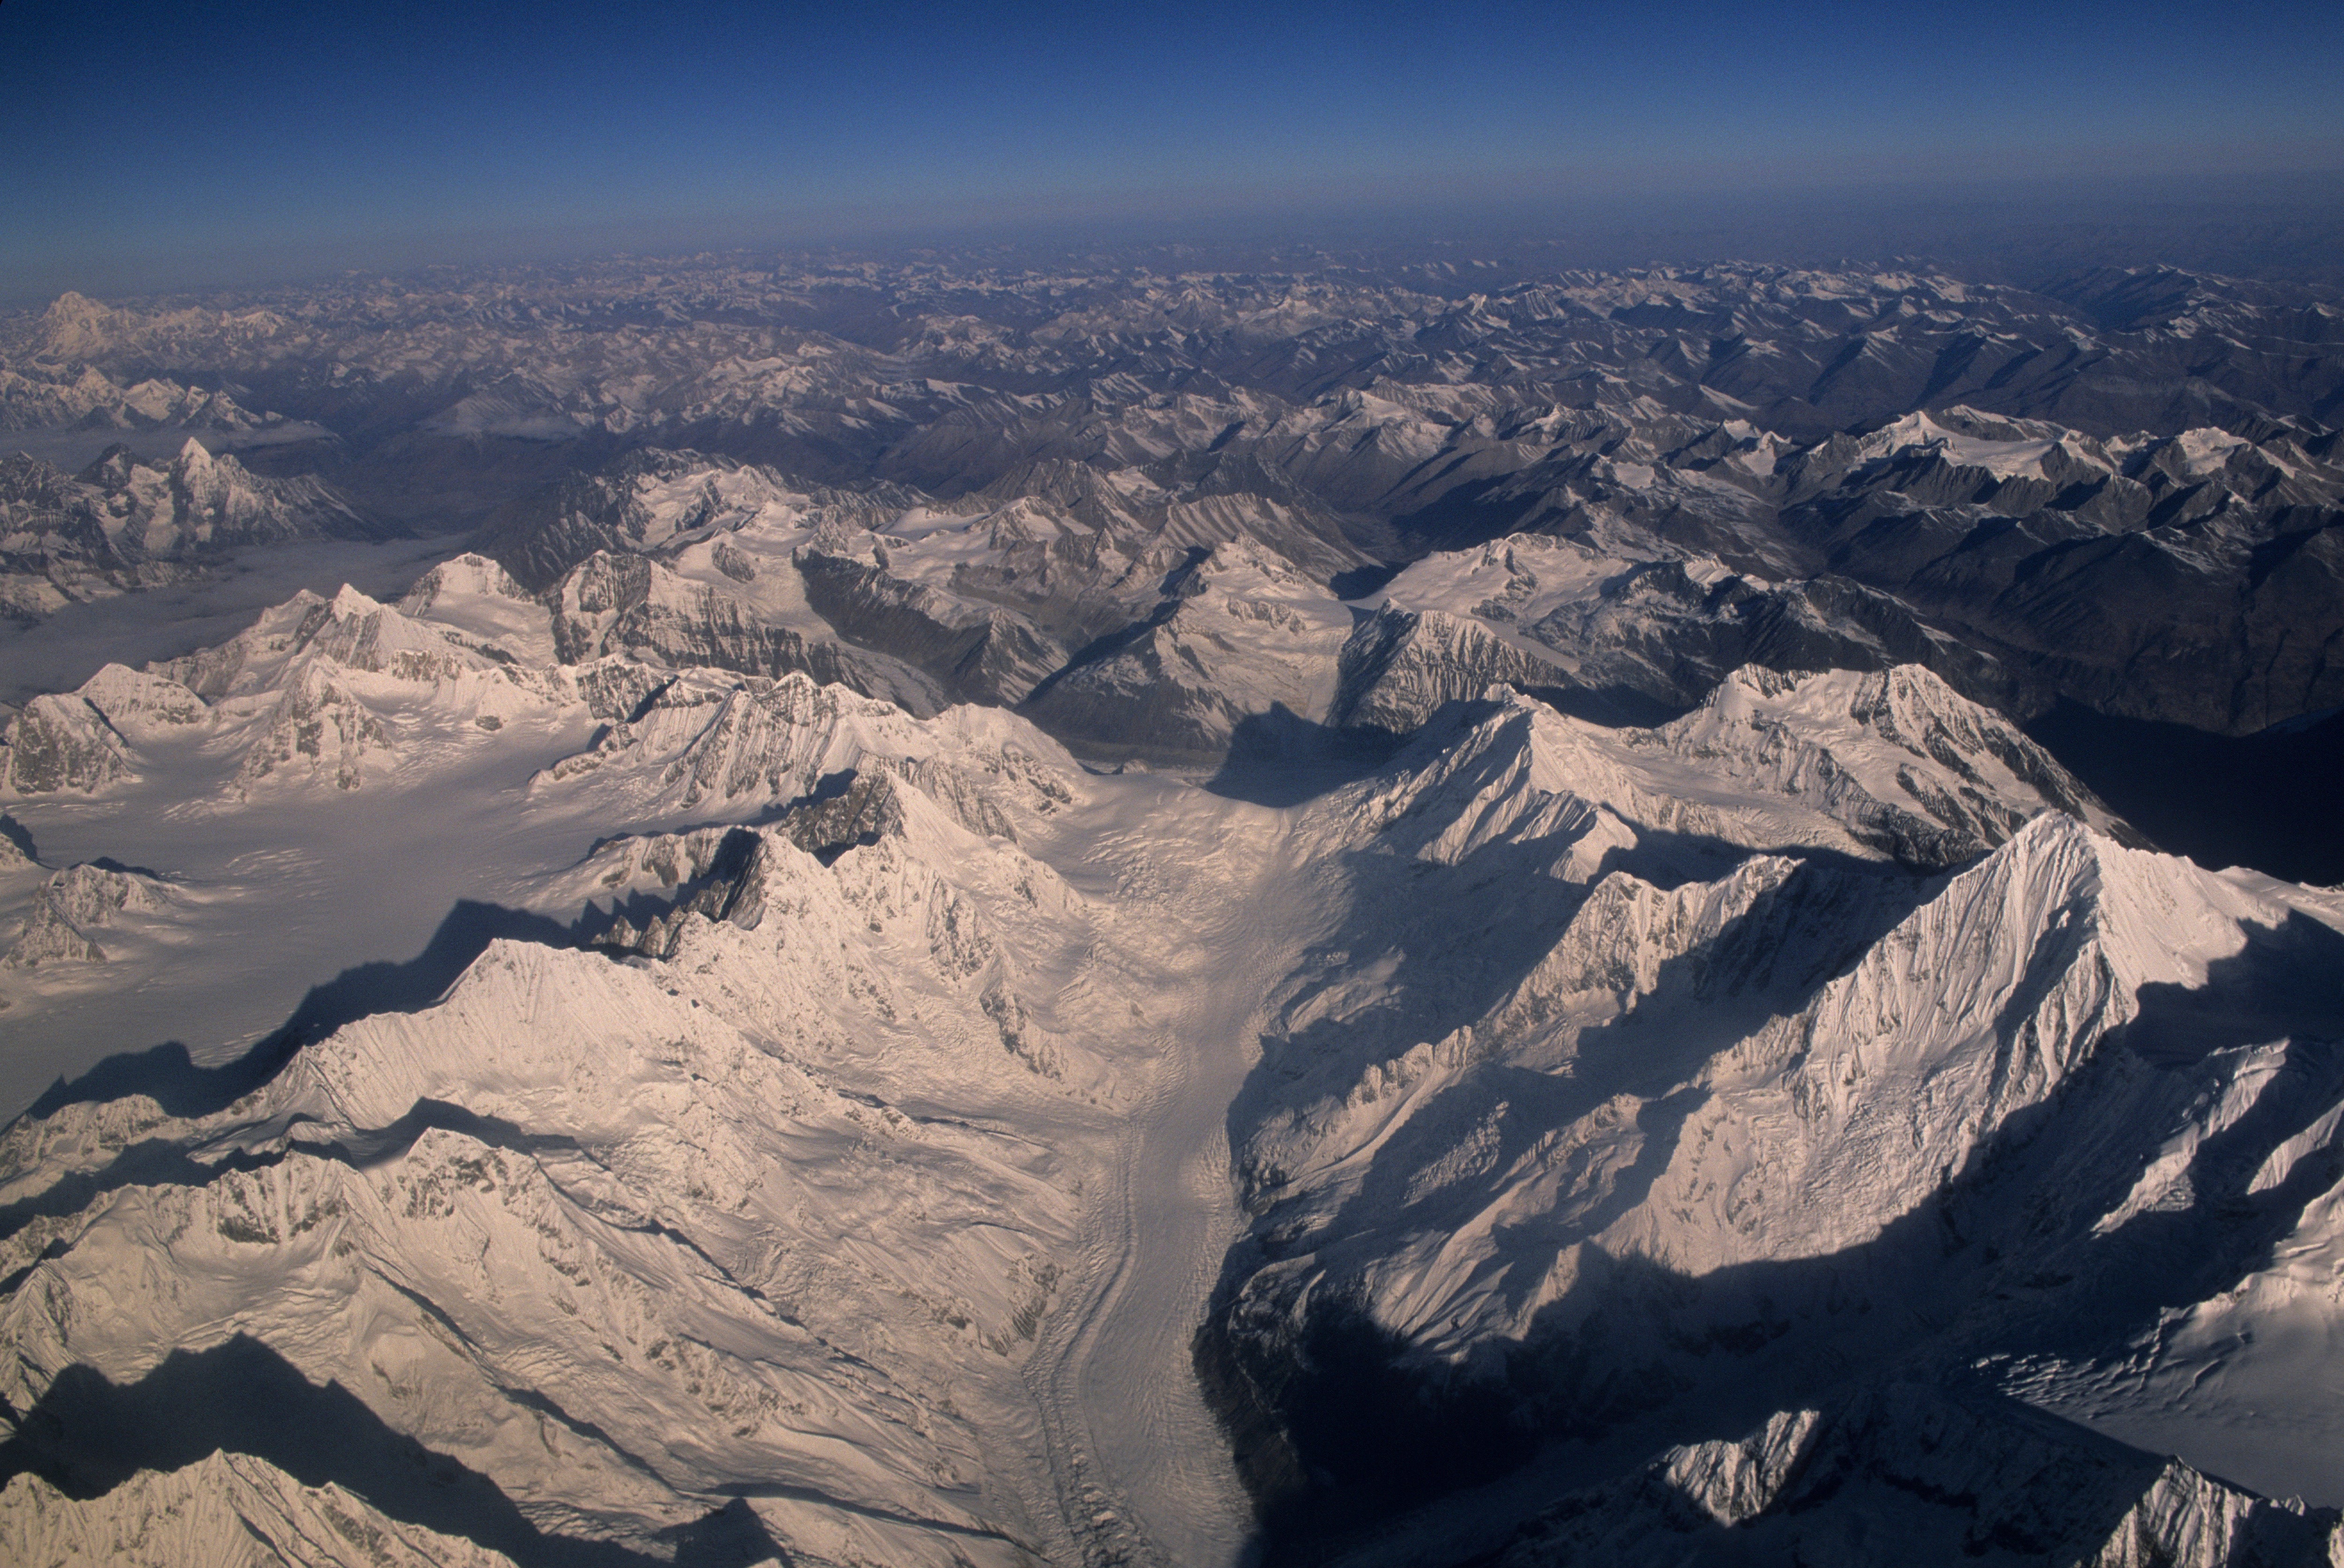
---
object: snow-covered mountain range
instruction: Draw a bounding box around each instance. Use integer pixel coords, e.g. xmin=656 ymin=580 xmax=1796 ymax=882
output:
xmin=0 ymin=440 xmax=381 ymax=623
xmin=7 ymin=256 xmax=2342 ymax=732
xmin=2 ymin=253 xmax=2342 ymax=1567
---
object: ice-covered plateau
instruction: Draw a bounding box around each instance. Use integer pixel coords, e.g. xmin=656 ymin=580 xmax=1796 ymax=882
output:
xmin=3 ymin=254 xmax=2344 ymax=1567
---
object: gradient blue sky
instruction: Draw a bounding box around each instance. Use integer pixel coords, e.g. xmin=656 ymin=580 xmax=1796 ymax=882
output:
xmin=4 ymin=0 xmax=2340 ymax=301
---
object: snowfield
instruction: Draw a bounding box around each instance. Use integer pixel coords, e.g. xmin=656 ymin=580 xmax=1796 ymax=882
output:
xmin=4 ymin=252 xmax=2344 ymax=1566
xmin=2 ymin=562 xmax=2341 ymax=1565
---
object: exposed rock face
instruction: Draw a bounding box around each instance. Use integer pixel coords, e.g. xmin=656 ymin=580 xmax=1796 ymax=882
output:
xmin=1 ymin=581 xmax=587 ymax=804
xmin=1207 ymin=781 xmax=2344 ymax=1557
xmin=0 ymin=441 xmax=378 ymax=623
xmin=12 ymin=255 xmax=2344 ymax=735
xmin=1632 ymin=663 xmax=2138 ymax=866
xmin=1331 ymin=605 xmax=1570 ymax=735
xmin=1382 ymin=532 xmax=2024 ymax=719
xmin=436 ymin=390 xmax=2344 ymax=769
xmin=0 ymin=664 xmax=215 ymax=796
xmin=549 ymin=549 xmax=948 ymax=716
xmin=229 ymin=664 xmax=393 ymax=793
xmin=0 ymin=695 xmax=136 ymax=795
xmin=476 ymin=446 xmax=733 ymax=593
xmin=1319 ymin=663 xmax=2128 ymax=877
xmin=4 ymin=863 xmax=162 ymax=968
xmin=795 ymin=544 xmax=1066 ymax=706
xmin=1019 ymin=540 xmax=1353 ymax=758
xmin=1483 ymin=1386 xmax=2339 ymax=1568
xmin=0 ymin=815 xmax=33 ymax=871
xmin=1764 ymin=407 xmax=2344 ymax=733
xmin=3 ymin=254 xmax=2343 ymax=1568
xmin=0 ymin=679 xmax=1116 ymax=1566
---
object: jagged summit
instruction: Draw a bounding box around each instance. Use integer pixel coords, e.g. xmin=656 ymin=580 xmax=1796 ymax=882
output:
xmin=0 ymin=437 xmax=376 ymax=623
xmin=1214 ymin=790 xmax=2344 ymax=1558
xmin=0 ymin=663 xmax=1149 ymax=1565
xmin=1 ymin=1448 xmax=526 ymax=1568
xmin=1327 ymin=662 xmax=2126 ymax=872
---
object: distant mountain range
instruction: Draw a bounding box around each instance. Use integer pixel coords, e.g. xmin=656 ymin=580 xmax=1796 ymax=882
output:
xmin=1 ymin=252 xmax=2341 ymax=1568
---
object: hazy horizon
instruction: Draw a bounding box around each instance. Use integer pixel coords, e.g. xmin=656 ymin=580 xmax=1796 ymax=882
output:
xmin=7 ymin=0 xmax=2343 ymax=306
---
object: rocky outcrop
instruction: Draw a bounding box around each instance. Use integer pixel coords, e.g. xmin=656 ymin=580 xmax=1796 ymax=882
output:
xmin=1486 ymin=1386 xmax=2337 ymax=1568
xmin=3 ymin=863 xmax=163 ymax=968
xmin=0 ymin=442 xmax=377 ymax=623
xmin=0 ymin=695 xmax=138 ymax=795
xmin=1331 ymin=604 xmax=1571 ymax=734
xmin=549 ymin=550 xmax=947 ymax=715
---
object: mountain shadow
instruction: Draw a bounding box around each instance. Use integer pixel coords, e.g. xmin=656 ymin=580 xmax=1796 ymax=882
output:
xmin=13 ymin=775 xmax=887 ymax=1135
xmin=1198 ymin=894 xmax=2344 ymax=1562
xmin=2026 ymin=698 xmax=2344 ymax=884
xmin=19 ymin=898 xmax=581 ymax=1126
xmin=0 ymin=1335 xmax=784 ymax=1568
xmin=1205 ymin=705 xmax=1407 ymax=806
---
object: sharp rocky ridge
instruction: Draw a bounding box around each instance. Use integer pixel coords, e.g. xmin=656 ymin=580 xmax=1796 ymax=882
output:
xmin=0 ymin=252 xmax=2341 ymax=1567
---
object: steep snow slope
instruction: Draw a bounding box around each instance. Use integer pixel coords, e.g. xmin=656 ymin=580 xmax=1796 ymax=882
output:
xmin=1206 ymin=713 xmax=2344 ymax=1560
xmin=1319 ymin=662 xmax=2126 ymax=875
xmin=2 ymin=861 xmax=178 ymax=970
xmin=0 ymin=575 xmax=596 ymax=1097
xmin=0 ymin=525 xmax=2338 ymax=1567
xmin=1 ymin=935 xmax=1074 ymax=1563
xmin=0 ymin=1450 xmax=527 ymax=1568
xmin=0 ymin=572 xmax=580 ymax=805
xmin=0 ymin=581 xmax=1284 ymax=1565
xmin=1022 ymin=539 xmax=1354 ymax=758
xmin=1371 ymin=530 xmax=2013 ymax=719
xmin=0 ymin=699 xmax=1106 ymax=1564
xmin=487 ymin=447 xmax=1367 ymax=746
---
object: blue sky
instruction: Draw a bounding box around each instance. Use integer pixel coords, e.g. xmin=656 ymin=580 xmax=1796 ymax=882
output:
xmin=4 ymin=0 xmax=2340 ymax=300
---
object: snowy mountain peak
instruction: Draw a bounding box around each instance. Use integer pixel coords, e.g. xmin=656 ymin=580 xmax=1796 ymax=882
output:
xmin=0 ymin=693 xmax=137 ymax=796
xmin=1331 ymin=605 xmax=1567 ymax=735
xmin=1333 ymin=662 xmax=2128 ymax=874
xmin=1852 ymin=407 xmax=2111 ymax=481
xmin=396 ymin=552 xmax=535 ymax=615
xmin=158 ymin=580 xmax=533 ymax=700
xmin=32 ymin=291 xmax=121 ymax=360
xmin=7 ymin=253 xmax=2344 ymax=1568
xmin=1658 ymin=662 xmax=2131 ymax=859
xmin=3 ymin=861 xmax=166 ymax=968
xmin=0 ymin=1448 xmax=528 ymax=1568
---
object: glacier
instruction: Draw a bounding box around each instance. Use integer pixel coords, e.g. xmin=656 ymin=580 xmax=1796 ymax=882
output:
xmin=1 ymin=253 xmax=2341 ymax=1567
